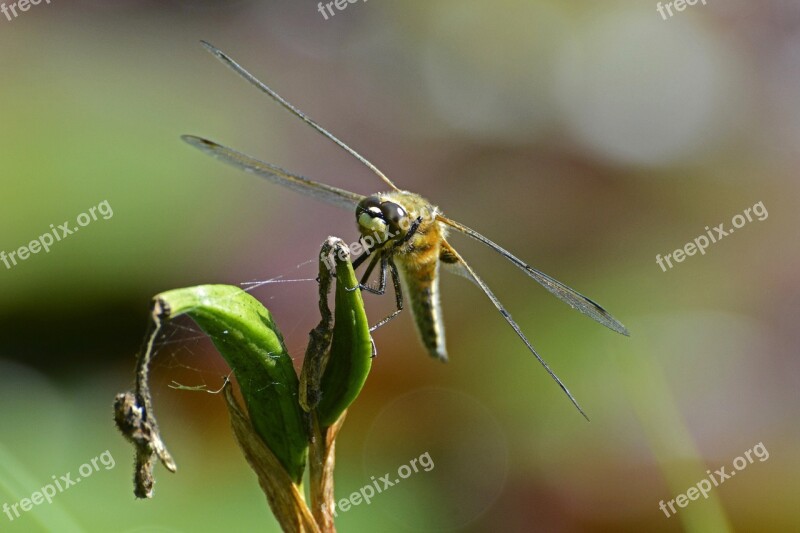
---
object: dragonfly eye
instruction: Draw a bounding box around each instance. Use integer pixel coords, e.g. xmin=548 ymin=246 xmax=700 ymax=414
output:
xmin=379 ymin=202 xmax=408 ymax=233
xmin=357 ymin=195 xmax=389 ymax=233
xmin=357 ymin=196 xmax=382 ymax=215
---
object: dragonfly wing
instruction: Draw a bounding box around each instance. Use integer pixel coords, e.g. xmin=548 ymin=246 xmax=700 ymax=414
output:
xmin=182 ymin=135 xmax=365 ymax=210
xmin=440 ymin=251 xmax=477 ymax=286
xmin=440 ymin=240 xmax=588 ymax=419
xmin=198 ymin=41 xmax=400 ymax=192
xmin=438 ymin=216 xmax=629 ymax=336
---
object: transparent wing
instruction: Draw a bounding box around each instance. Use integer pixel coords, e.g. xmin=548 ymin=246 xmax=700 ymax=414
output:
xmin=440 ymin=240 xmax=589 ymax=420
xmin=438 ymin=216 xmax=629 ymax=336
xmin=199 ymin=41 xmax=400 ymax=192
xmin=182 ymin=135 xmax=365 ymax=210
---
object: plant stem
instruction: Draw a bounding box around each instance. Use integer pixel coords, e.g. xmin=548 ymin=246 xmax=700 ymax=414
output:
xmin=308 ymin=412 xmax=346 ymax=533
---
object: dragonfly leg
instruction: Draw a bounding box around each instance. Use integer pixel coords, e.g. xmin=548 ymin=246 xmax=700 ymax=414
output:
xmin=343 ymin=251 xmax=380 ymax=293
xmin=346 ymin=217 xmax=419 ymax=293
xmin=392 ymin=216 xmax=423 ymax=249
xmin=344 ymin=217 xmax=420 ymax=348
xmin=351 ymin=247 xmax=373 ymax=269
xmin=368 ymin=257 xmax=404 ymax=340
xmin=356 ymin=253 xmax=388 ymax=295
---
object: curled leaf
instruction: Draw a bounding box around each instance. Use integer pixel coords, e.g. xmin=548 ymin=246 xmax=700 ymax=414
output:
xmin=312 ymin=238 xmax=374 ymax=428
xmin=152 ymin=285 xmax=308 ymax=483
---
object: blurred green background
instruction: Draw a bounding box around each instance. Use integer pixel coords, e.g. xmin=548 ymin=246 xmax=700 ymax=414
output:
xmin=1 ymin=1 xmax=798 ymax=532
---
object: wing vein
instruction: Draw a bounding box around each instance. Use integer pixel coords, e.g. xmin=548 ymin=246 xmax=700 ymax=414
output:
xmin=443 ymin=242 xmax=589 ymax=420
xmin=181 ymin=135 xmax=364 ymax=210
xmin=199 ymin=41 xmax=400 ymax=192
xmin=439 ymin=216 xmax=629 ymax=336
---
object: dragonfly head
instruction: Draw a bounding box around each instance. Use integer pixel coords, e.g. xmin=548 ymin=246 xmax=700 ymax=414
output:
xmin=356 ymin=195 xmax=410 ymax=244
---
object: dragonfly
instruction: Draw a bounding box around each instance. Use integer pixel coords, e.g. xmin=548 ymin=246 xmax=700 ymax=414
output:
xmin=182 ymin=41 xmax=629 ymax=419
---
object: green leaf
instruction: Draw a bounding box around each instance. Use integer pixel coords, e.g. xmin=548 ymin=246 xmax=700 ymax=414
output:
xmin=154 ymin=285 xmax=307 ymax=483
xmin=315 ymin=246 xmax=374 ymax=427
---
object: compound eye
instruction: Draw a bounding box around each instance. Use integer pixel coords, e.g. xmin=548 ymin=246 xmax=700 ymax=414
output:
xmin=356 ymin=195 xmax=383 ymax=221
xmin=380 ymin=202 xmax=408 ymax=231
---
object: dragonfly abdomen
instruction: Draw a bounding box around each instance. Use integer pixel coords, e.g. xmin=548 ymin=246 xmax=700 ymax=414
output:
xmin=397 ymin=254 xmax=447 ymax=362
